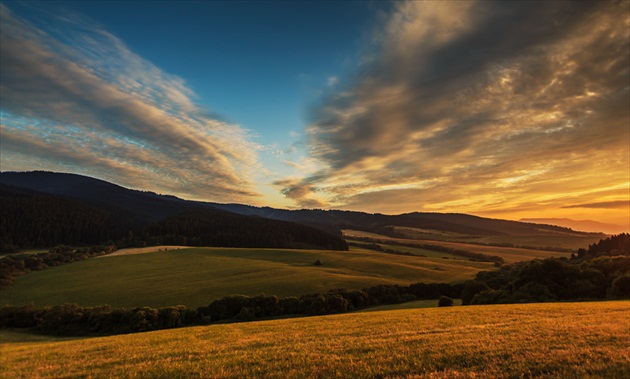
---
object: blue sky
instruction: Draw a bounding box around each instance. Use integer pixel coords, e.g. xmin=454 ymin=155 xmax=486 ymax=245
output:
xmin=1 ymin=1 xmax=629 ymax=229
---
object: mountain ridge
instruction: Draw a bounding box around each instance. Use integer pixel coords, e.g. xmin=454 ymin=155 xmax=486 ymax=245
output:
xmin=520 ymin=218 xmax=627 ymax=235
xmin=0 ymin=171 xmax=603 ymax=245
xmin=0 ymin=171 xmax=349 ymax=252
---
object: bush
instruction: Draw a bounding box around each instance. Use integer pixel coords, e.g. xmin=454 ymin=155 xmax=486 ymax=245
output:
xmin=608 ymin=275 xmax=630 ymax=298
xmin=461 ymin=281 xmax=491 ymax=305
xmin=438 ymin=296 xmax=454 ymax=307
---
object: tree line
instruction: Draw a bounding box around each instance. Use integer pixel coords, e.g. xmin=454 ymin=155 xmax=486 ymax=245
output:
xmin=0 ymin=245 xmax=117 ymax=288
xmin=0 ymin=185 xmax=348 ymax=253
xmin=576 ymin=233 xmax=629 ymax=260
xmin=0 ymin=281 xmax=463 ymax=336
xmin=139 ymin=208 xmax=349 ymax=251
xmin=460 ymin=234 xmax=630 ymax=305
xmin=0 ymin=185 xmax=132 ymax=253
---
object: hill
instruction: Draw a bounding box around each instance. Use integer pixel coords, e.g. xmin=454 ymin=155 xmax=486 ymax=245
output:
xmin=0 ymin=247 xmax=492 ymax=308
xmin=0 ymin=171 xmax=604 ymax=251
xmin=1 ymin=301 xmax=627 ymax=378
xmin=521 ymin=217 xmax=628 ymax=235
xmin=0 ymin=179 xmax=347 ymax=252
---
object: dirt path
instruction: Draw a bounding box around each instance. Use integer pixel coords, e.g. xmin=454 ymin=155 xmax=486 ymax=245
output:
xmin=99 ymin=246 xmax=188 ymax=258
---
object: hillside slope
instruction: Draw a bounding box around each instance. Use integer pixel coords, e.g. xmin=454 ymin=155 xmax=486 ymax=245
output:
xmin=0 ymin=180 xmax=347 ymax=252
xmin=1 ymin=301 xmax=627 ymax=378
xmin=0 ymin=247 xmax=491 ymax=308
xmin=0 ymin=171 xmax=602 ymax=245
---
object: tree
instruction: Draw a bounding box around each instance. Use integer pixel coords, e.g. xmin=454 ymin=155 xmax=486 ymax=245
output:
xmin=608 ymin=275 xmax=630 ymax=298
xmin=438 ymin=296 xmax=454 ymax=307
xmin=461 ymin=280 xmax=490 ymax=305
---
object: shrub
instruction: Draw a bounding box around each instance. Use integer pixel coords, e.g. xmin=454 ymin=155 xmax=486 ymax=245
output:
xmin=438 ymin=296 xmax=454 ymax=307
xmin=608 ymin=275 xmax=630 ymax=298
xmin=461 ymin=280 xmax=491 ymax=305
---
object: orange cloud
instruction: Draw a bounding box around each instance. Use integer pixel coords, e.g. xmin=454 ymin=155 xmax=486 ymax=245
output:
xmin=277 ymin=1 xmax=629 ymax=226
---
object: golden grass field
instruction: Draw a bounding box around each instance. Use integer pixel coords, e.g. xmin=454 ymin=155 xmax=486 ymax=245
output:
xmin=1 ymin=301 xmax=628 ymax=378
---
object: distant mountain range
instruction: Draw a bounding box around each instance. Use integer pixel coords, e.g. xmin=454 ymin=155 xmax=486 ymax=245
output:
xmin=520 ymin=218 xmax=627 ymax=235
xmin=0 ymin=171 xmax=603 ymax=251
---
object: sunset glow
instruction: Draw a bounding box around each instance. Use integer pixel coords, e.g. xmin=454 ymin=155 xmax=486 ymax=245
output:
xmin=1 ymin=1 xmax=628 ymax=231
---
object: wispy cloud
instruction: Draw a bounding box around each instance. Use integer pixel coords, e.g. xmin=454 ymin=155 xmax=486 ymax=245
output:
xmin=563 ymin=201 xmax=630 ymax=209
xmin=277 ymin=1 xmax=630 ymax=218
xmin=0 ymin=4 xmax=262 ymax=202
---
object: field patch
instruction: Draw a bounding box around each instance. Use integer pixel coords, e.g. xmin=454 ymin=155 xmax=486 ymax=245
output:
xmin=390 ymin=226 xmax=603 ymax=250
xmin=99 ymin=245 xmax=188 ymax=257
xmin=1 ymin=301 xmax=627 ymax=378
xmin=0 ymin=247 xmax=492 ymax=308
xmin=350 ymin=234 xmax=573 ymax=263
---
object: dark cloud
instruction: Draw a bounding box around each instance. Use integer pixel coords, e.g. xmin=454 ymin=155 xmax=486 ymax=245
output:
xmin=278 ymin=0 xmax=629 ymax=220
xmin=563 ymin=201 xmax=630 ymax=209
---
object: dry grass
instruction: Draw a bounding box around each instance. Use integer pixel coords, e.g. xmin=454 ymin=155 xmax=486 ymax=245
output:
xmin=1 ymin=301 xmax=628 ymax=378
xmin=98 ymin=245 xmax=188 ymax=257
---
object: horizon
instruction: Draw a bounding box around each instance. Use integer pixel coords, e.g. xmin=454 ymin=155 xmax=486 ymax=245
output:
xmin=1 ymin=1 xmax=628 ymax=230
xmin=1 ymin=169 xmax=627 ymax=235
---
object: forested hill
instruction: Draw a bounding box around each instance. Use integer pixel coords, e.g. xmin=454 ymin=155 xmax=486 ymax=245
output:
xmin=0 ymin=183 xmax=348 ymax=252
xmin=208 ymin=206 xmax=597 ymax=237
xmin=0 ymin=171 xmax=601 ymax=252
xmin=143 ymin=208 xmax=349 ymax=250
xmin=0 ymin=171 xmax=191 ymax=223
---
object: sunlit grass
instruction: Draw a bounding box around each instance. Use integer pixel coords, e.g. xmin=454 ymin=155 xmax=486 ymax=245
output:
xmin=1 ymin=301 xmax=627 ymax=378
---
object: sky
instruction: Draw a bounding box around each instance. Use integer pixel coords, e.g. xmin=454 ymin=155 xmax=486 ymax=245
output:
xmin=1 ymin=1 xmax=629 ymax=231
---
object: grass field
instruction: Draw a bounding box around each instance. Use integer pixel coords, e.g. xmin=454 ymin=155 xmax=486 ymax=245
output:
xmin=0 ymin=247 xmax=493 ymax=308
xmin=344 ymin=230 xmax=574 ymax=263
xmin=1 ymin=301 xmax=627 ymax=378
xmin=388 ymin=226 xmax=604 ymax=250
xmin=348 ymin=239 xmax=466 ymax=260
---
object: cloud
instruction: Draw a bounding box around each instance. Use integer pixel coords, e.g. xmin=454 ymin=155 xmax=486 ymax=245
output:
xmin=273 ymin=177 xmax=327 ymax=209
xmin=0 ymin=4 xmax=262 ymax=202
xmin=277 ymin=0 xmax=630 ymax=216
xmin=563 ymin=201 xmax=630 ymax=209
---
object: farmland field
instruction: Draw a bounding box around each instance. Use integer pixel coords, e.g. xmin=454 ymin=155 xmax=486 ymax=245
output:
xmin=344 ymin=230 xmax=575 ymax=263
xmin=0 ymin=247 xmax=493 ymax=308
xmin=388 ymin=226 xmax=604 ymax=251
xmin=1 ymin=301 xmax=628 ymax=378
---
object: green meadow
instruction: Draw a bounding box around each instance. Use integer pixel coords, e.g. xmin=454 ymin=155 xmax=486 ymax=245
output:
xmin=0 ymin=247 xmax=493 ymax=308
xmin=1 ymin=301 xmax=627 ymax=378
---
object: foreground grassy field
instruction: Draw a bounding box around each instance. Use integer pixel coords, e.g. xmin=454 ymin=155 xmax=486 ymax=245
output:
xmin=1 ymin=301 xmax=628 ymax=378
xmin=0 ymin=247 xmax=493 ymax=308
